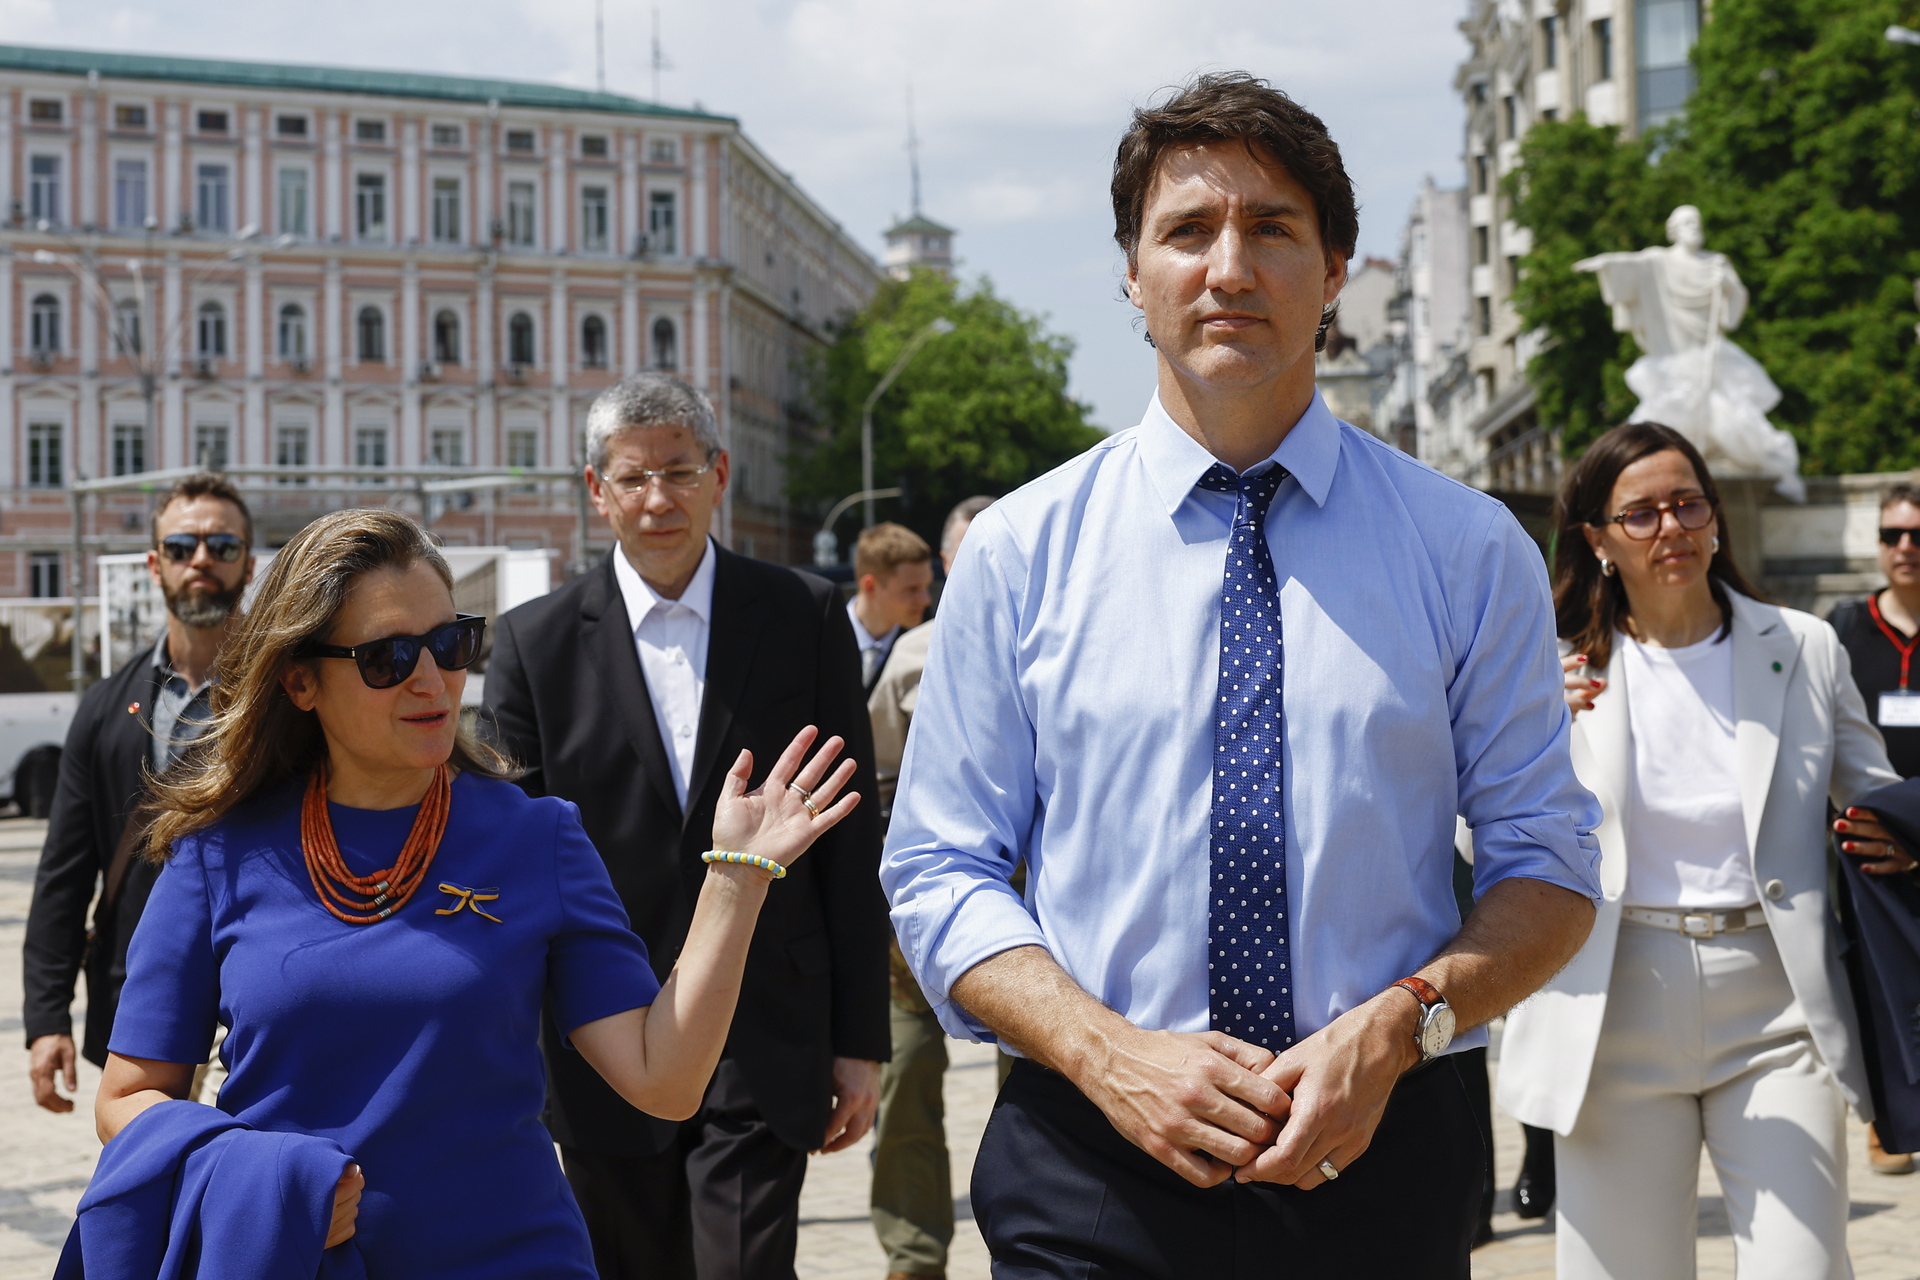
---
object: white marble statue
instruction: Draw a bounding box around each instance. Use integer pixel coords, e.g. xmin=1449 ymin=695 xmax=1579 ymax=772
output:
xmin=1575 ymin=205 xmax=1804 ymax=500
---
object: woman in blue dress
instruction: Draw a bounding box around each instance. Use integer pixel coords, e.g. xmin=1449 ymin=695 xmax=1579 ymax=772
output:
xmin=94 ymin=508 xmax=860 ymax=1278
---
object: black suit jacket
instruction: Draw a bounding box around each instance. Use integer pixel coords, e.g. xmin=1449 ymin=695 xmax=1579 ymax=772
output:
xmin=22 ymin=653 xmax=167 ymax=1066
xmin=483 ymin=547 xmax=890 ymax=1155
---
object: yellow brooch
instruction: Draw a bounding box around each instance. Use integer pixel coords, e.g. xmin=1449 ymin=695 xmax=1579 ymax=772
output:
xmin=434 ymin=883 xmax=503 ymax=923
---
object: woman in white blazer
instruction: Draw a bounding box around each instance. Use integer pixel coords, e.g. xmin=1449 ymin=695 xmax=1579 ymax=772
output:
xmin=1496 ymin=422 xmax=1909 ymax=1280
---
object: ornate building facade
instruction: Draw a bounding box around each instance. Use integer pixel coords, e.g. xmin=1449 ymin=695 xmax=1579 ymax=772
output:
xmin=0 ymin=44 xmax=882 ymax=599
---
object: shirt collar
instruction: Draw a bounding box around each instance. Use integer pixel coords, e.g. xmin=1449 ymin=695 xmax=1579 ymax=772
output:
xmin=846 ymin=596 xmax=900 ymax=651
xmin=613 ymin=536 xmax=718 ymax=632
xmin=151 ymin=632 xmax=214 ymax=692
xmin=1134 ymin=389 xmax=1341 ymax=518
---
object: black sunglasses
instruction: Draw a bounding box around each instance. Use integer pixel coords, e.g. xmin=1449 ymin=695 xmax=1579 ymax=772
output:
xmin=310 ymin=615 xmax=487 ymax=689
xmin=159 ymin=532 xmax=248 ymax=563
xmin=1880 ymin=527 xmax=1920 ymax=548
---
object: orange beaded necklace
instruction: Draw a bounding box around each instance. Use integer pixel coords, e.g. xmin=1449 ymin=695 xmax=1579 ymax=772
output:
xmin=300 ymin=764 xmax=452 ymax=924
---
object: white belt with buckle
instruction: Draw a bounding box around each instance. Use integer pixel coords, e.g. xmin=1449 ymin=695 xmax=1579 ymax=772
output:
xmin=1620 ymin=904 xmax=1768 ymax=937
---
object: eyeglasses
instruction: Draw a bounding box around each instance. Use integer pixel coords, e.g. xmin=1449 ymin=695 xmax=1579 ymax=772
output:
xmin=1594 ymin=497 xmax=1716 ymax=541
xmin=309 ymin=615 xmax=487 ymax=689
xmin=600 ymin=455 xmax=717 ymax=499
xmin=158 ymin=532 xmax=248 ymax=563
xmin=1880 ymin=527 xmax=1920 ymax=548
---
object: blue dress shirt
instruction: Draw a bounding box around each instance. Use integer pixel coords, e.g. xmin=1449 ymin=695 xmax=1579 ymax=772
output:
xmin=880 ymin=392 xmax=1603 ymax=1052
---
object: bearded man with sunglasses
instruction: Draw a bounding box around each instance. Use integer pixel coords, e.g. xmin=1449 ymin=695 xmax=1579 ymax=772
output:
xmin=24 ymin=472 xmax=255 ymax=1113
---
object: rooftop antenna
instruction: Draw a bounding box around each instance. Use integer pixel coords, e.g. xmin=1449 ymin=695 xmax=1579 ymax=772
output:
xmin=906 ymin=83 xmax=922 ymax=216
xmin=595 ymin=0 xmax=606 ymax=93
xmin=651 ymin=8 xmax=675 ymax=104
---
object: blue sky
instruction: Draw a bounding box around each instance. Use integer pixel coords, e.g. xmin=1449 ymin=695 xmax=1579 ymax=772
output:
xmin=2 ymin=0 xmax=1469 ymax=430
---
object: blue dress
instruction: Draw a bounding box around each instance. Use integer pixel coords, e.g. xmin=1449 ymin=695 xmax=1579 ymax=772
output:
xmin=110 ymin=772 xmax=661 ymax=1280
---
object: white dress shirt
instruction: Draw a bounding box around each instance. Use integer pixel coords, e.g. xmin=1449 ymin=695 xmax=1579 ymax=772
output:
xmin=613 ymin=537 xmax=717 ymax=810
xmin=882 ymin=391 xmax=1603 ymax=1050
xmin=847 ymin=597 xmax=901 ymax=686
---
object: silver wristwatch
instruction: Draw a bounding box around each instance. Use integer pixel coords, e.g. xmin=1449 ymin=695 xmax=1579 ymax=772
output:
xmin=1392 ymin=976 xmax=1456 ymax=1062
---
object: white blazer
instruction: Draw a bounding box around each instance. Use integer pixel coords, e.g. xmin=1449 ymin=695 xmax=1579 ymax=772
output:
xmin=1497 ymin=591 xmax=1896 ymax=1135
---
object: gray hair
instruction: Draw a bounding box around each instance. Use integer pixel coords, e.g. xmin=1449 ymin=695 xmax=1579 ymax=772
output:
xmin=585 ymin=373 xmax=721 ymax=472
xmin=942 ymin=495 xmax=996 ymax=561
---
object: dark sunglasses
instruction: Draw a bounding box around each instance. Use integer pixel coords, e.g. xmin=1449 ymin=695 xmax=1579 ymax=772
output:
xmin=1880 ymin=527 xmax=1920 ymax=548
xmin=158 ymin=532 xmax=248 ymax=563
xmin=1594 ymin=497 xmax=1716 ymax=541
xmin=310 ymin=615 xmax=487 ymax=689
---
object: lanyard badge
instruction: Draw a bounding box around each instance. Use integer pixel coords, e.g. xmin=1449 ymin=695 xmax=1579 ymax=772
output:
xmin=1868 ymin=594 xmax=1920 ymax=726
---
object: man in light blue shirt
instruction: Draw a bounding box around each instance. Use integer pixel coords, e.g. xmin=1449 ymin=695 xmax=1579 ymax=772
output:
xmin=881 ymin=72 xmax=1603 ymax=1277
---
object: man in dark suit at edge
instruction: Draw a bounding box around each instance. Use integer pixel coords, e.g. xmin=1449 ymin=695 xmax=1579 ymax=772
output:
xmin=483 ymin=372 xmax=889 ymax=1280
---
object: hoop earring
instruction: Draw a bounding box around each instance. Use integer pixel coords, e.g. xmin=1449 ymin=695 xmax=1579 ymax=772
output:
xmin=1599 ymin=557 xmax=1617 ymax=577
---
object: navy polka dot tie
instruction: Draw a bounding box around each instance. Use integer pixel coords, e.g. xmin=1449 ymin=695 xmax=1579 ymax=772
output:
xmin=1197 ymin=461 xmax=1295 ymax=1054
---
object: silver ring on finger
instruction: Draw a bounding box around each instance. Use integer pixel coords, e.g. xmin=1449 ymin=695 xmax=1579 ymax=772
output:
xmin=1317 ymin=1159 xmax=1340 ymax=1182
xmin=786 ymin=781 xmax=821 ymax=818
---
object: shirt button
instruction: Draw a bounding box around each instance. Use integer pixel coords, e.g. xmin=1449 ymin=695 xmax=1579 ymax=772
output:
xmin=678 ymin=724 xmax=693 ymax=739
xmin=1764 ymin=878 xmax=1786 ymax=901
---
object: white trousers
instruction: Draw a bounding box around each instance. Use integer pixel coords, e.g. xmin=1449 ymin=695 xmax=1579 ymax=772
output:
xmin=1556 ymin=919 xmax=1851 ymax=1280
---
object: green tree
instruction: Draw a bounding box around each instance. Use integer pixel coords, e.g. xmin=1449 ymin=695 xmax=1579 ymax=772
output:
xmin=791 ymin=271 xmax=1102 ymax=553
xmin=1509 ymin=0 xmax=1920 ymax=471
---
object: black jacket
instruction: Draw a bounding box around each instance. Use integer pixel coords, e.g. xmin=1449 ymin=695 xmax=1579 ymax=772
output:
xmin=22 ymin=653 xmax=167 ymax=1065
xmin=1840 ymin=777 xmax=1920 ymax=1154
xmin=482 ymin=547 xmax=890 ymax=1155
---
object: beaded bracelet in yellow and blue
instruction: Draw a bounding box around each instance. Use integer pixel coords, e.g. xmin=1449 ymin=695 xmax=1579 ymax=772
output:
xmin=700 ymin=849 xmax=788 ymax=880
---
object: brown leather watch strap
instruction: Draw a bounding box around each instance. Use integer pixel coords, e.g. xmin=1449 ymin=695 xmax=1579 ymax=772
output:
xmin=1393 ymin=975 xmax=1443 ymax=1009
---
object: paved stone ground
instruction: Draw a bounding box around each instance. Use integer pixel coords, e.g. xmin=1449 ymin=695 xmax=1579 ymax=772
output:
xmin=2 ymin=812 xmax=1916 ymax=1278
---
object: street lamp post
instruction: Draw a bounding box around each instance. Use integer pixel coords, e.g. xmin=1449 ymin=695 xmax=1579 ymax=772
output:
xmin=859 ymin=317 xmax=954 ymax=529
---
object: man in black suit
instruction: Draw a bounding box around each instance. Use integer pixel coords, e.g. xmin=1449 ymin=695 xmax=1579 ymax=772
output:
xmin=23 ymin=473 xmax=256 ymax=1111
xmin=483 ymin=372 xmax=890 ymax=1280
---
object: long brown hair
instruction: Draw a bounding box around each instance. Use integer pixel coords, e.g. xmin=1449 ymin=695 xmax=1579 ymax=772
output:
xmin=143 ymin=509 xmax=514 ymax=860
xmin=1552 ymin=422 xmax=1767 ymax=671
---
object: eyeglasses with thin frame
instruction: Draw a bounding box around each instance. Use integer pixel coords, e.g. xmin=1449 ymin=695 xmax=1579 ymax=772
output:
xmin=1880 ymin=526 xmax=1920 ymax=549
xmin=599 ymin=453 xmax=718 ymax=500
xmin=309 ymin=615 xmax=487 ymax=690
xmin=1593 ymin=497 xmax=1717 ymax=541
xmin=158 ymin=532 xmax=249 ymax=563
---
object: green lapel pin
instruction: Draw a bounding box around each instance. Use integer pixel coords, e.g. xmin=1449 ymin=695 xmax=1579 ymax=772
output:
xmin=1772 ymin=661 xmax=1782 ymax=672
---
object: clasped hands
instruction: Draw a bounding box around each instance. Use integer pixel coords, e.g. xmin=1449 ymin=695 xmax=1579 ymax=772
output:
xmin=1080 ymin=988 xmax=1421 ymax=1193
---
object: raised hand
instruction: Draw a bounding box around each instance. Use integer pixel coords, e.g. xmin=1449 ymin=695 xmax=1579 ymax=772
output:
xmin=710 ymin=725 xmax=860 ymax=871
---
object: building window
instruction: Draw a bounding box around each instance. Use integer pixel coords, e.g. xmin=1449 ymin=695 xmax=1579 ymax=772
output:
xmin=26 ymin=423 xmax=63 ymax=489
xmin=432 ymin=177 xmax=461 ymax=244
xmin=433 ymin=309 xmax=461 ymax=364
xmin=355 ymin=119 xmax=387 ymax=143
xmin=111 ymin=424 xmax=146 ymax=477
xmin=650 ymin=138 xmax=677 ymax=163
xmin=1474 ymin=226 xmax=1490 ymax=265
xmin=1507 ymin=256 xmax=1522 ymax=290
xmin=507 ymin=181 xmax=536 ymax=247
xmin=581 ymin=134 xmax=608 ymax=158
xmin=197 ymin=301 xmax=227 ymax=359
xmin=354 ymin=426 xmax=389 ymax=468
xmin=29 ymin=99 xmax=63 ymax=125
xmin=648 ymin=191 xmax=677 ymax=256
xmin=581 ymin=186 xmax=609 ymax=252
xmin=508 ymin=312 xmax=536 ymax=367
xmin=1473 ymin=154 xmax=1490 ymax=195
xmin=276 ymin=114 xmax=308 ymax=138
xmin=357 ymin=306 xmax=386 ymax=362
xmin=430 ymin=428 xmax=466 ymax=467
xmin=29 ymin=155 xmax=61 ymax=224
xmin=276 ymin=425 xmax=311 ymax=481
xmin=506 ymin=429 xmax=538 ymax=468
xmin=431 ymin=122 xmax=463 ymax=148
xmin=113 ymin=103 xmax=148 ymax=130
xmin=1502 ymin=95 xmax=1518 ymax=139
xmin=29 ymin=294 xmax=61 ymax=354
xmin=113 ymin=158 xmax=148 ymax=230
xmin=652 ymin=317 xmax=677 ymax=371
xmin=278 ymin=168 xmax=309 ymax=237
xmin=581 ymin=314 xmax=608 ymax=368
xmin=1476 ymin=296 xmax=1492 ymax=337
xmin=1594 ymin=18 xmax=1615 ymax=81
xmin=1541 ymin=15 xmax=1558 ymax=69
xmin=196 ymin=109 xmax=229 ymax=134
xmin=356 ymin=173 xmax=387 ymax=240
xmin=28 ymin=553 xmax=62 ymax=599
xmin=1541 ymin=108 xmax=1558 ymax=123
xmin=505 ymin=129 xmax=535 ymax=154
xmin=115 ymin=297 xmax=142 ymax=355
xmin=196 ymin=164 xmax=231 ymax=232
xmin=1637 ymin=0 xmax=1703 ymax=131
xmin=278 ymin=304 xmax=308 ymax=360
xmin=194 ymin=424 xmax=230 ymax=471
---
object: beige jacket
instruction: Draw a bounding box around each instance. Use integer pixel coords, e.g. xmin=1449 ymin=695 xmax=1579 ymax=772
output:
xmin=868 ymin=620 xmax=934 ymax=817
xmin=1497 ymin=592 xmax=1895 ymax=1134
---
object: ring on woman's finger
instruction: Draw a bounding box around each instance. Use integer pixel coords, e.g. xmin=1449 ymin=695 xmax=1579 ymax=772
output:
xmin=1317 ymin=1159 xmax=1340 ymax=1182
xmin=786 ymin=782 xmax=822 ymax=818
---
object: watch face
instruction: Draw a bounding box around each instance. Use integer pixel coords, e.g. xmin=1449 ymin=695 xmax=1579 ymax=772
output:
xmin=1419 ymin=1005 xmax=1457 ymax=1059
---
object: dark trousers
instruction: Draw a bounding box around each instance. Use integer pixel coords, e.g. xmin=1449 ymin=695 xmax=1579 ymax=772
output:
xmin=559 ymin=1060 xmax=809 ymax=1280
xmin=974 ymin=1056 xmax=1484 ymax=1279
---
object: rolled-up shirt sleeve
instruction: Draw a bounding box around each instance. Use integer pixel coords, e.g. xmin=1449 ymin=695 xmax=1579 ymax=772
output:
xmin=1448 ymin=505 xmax=1604 ymax=903
xmin=881 ymin=510 xmax=1047 ymax=1042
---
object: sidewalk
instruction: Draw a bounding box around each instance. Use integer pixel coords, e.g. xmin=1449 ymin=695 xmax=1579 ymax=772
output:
xmin=3 ymin=815 xmax=1917 ymax=1278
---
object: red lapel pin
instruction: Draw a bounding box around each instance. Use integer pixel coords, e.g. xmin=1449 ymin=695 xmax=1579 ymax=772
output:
xmin=127 ymin=702 xmax=140 ymax=715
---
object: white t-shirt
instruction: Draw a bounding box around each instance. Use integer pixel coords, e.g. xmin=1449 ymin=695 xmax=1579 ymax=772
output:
xmin=1618 ymin=630 xmax=1760 ymax=909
